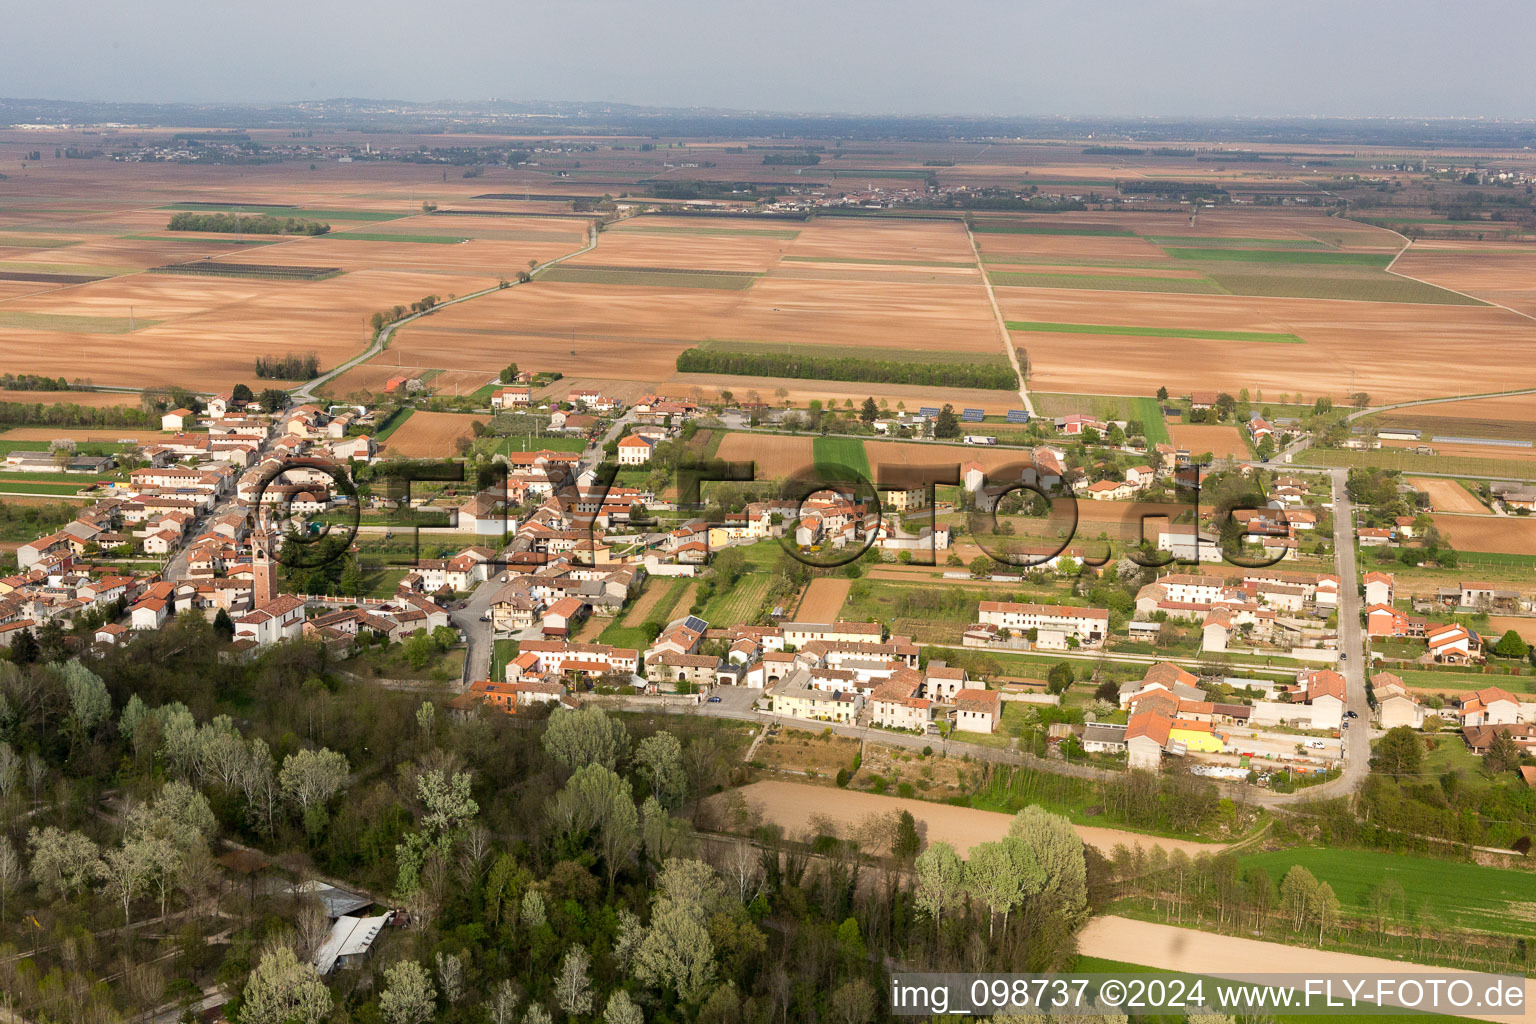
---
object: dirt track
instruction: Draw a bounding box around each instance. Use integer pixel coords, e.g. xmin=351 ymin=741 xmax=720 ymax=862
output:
xmin=1077 ymin=916 xmax=1533 ymax=1023
xmin=1408 ymin=476 xmax=1488 ymax=514
xmin=724 ymin=780 xmax=1225 ymax=859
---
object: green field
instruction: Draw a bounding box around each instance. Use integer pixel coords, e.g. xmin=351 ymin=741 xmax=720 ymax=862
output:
xmin=812 ymin=436 xmax=871 ymax=478
xmin=0 ymin=260 xmax=137 ymax=277
xmin=0 ymin=237 xmax=82 ymax=249
xmin=1237 ymin=846 xmax=1536 ymax=937
xmin=1392 ymin=668 xmax=1533 ymax=694
xmin=625 ymin=225 xmax=801 ymax=239
xmin=121 ymin=234 xmax=280 ymax=246
xmin=1201 ymin=268 xmax=1482 ymax=305
xmin=1006 ymin=320 xmax=1304 ymax=344
xmin=987 ymin=271 xmax=1224 ymax=294
xmin=482 ymin=434 xmax=588 ymax=456
xmin=538 ymin=266 xmax=758 ymax=290
xmin=0 ymin=311 xmax=162 ymax=333
xmin=700 ymin=571 xmax=771 ymax=626
xmin=1144 ymin=235 xmax=1331 ymax=249
xmin=0 ymin=481 xmax=88 ymax=495
xmin=372 ymin=407 xmax=415 ymax=443
xmin=600 ymin=577 xmax=691 ymax=650
xmin=161 ymin=203 xmax=404 ymax=222
xmin=1163 ymin=247 xmax=1395 ymax=266
xmin=325 ymin=232 xmax=469 ymax=244
xmin=1028 ymin=392 xmax=1170 ymax=446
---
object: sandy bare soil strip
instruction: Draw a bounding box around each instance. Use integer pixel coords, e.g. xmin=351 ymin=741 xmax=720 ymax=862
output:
xmin=1077 ymin=916 xmax=1533 ymax=1022
xmin=725 ymin=780 xmax=1224 ymax=859
xmin=1407 ymin=476 xmax=1488 ymax=514
xmin=1432 ymin=513 xmax=1536 ymax=556
xmin=797 ymin=578 xmax=851 ymax=621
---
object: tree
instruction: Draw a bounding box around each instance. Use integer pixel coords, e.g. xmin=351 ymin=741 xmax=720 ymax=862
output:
xmin=603 ymin=990 xmax=644 ymax=1024
xmin=1280 ymin=865 xmax=1318 ymax=932
xmin=633 ymin=904 xmax=716 ymax=1004
xmin=549 ymin=764 xmax=639 ymax=890
xmin=231 ymin=383 xmax=254 ymax=405
xmin=260 ymin=388 xmax=288 ymax=413
xmin=485 ymin=981 xmax=521 ymax=1024
xmin=61 ymin=660 xmax=111 ymax=747
xmin=379 ymin=960 xmax=438 ymax=1024
xmin=1047 ymin=662 xmax=1075 ymax=695
xmin=829 ymin=979 xmax=876 ymax=1024
xmin=913 ymin=841 xmax=966 ymax=939
xmin=97 ymin=841 xmax=155 ymax=925
xmin=238 ymin=944 xmax=333 ymax=1024
xmin=1156 ymin=386 xmax=1169 ymax=402
xmin=1008 ymin=805 xmax=1087 ymax=918
xmin=966 ymin=838 xmax=1045 ymax=937
xmin=860 ymin=397 xmax=878 ymax=425
xmin=278 ymin=748 xmax=350 ymax=827
xmin=501 ymin=363 xmax=520 ymax=383
xmin=894 ymin=809 xmax=921 ymax=861
xmin=27 ymin=826 xmax=100 ymax=900
xmin=635 ymin=732 xmax=687 ymax=809
xmin=0 ymin=836 xmax=20 ymax=918
xmin=934 ymin=404 xmax=960 ymax=439
xmin=1484 ymin=729 xmax=1523 ymax=775
xmin=1309 ymin=880 xmax=1341 ymax=945
xmin=9 ymin=627 xmax=37 ymax=665
xmin=434 ymin=951 xmax=466 ymax=1005
xmin=1371 ymin=726 xmax=1423 ymax=778
xmin=213 ymin=607 xmax=235 ymax=641
xmin=1492 ymin=629 xmax=1529 ymax=659
xmin=555 ymin=945 xmax=594 ymax=1016
xmin=543 ymin=705 xmax=629 ymax=772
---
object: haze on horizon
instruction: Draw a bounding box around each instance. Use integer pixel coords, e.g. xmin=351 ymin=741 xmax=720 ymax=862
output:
xmin=10 ymin=0 xmax=1534 ymax=120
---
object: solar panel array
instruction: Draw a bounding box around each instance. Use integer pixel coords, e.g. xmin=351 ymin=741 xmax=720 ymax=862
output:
xmin=961 ymin=408 xmax=985 ymax=422
xmin=1006 ymin=409 xmax=1030 ymax=424
xmin=918 ymin=406 xmax=941 ymax=417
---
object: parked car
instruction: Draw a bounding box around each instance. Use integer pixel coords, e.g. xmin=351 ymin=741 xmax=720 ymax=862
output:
xmin=1345 ymin=710 xmax=1358 ymax=718
xmin=707 ymin=696 xmax=722 ymax=703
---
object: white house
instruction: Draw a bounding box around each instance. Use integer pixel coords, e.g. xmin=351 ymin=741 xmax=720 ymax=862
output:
xmin=617 ymin=435 xmax=654 ymax=465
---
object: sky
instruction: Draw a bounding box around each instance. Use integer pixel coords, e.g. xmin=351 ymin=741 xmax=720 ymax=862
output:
xmin=11 ymin=0 xmax=1536 ymax=118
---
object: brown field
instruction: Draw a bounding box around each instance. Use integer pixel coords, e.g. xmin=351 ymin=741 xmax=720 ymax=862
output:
xmin=1485 ymin=616 xmax=1536 ymax=645
xmin=378 ymin=412 xmax=484 ymax=458
xmin=1407 ymin=476 xmax=1488 ymax=514
xmin=715 ymin=433 xmax=812 ymax=478
xmin=621 ymin=577 xmax=682 ymax=627
xmin=671 ymin=374 xmax=1020 ymax=415
xmin=0 ymin=426 xmax=164 ymax=443
xmin=1166 ymin=422 xmax=1247 ymax=457
xmin=796 ymin=578 xmax=851 ymax=621
xmin=721 ymin=780 xmax=1224 ymax=858
xmin=0 ymin=389 xmax=139 ymax=407
xmin=1430 ymin=513 xmax=1536 ymax=555
xmin=1393 ymin=246 xmax=1536 ymax=318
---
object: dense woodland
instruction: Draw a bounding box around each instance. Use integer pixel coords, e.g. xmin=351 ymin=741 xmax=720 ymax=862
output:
xmin=0 ymin=617 xmax=1094 ymax=1024
xmin=166 ymin=213 xmax=331 ymax=235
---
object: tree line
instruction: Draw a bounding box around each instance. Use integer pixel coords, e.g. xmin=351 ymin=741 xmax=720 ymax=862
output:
xmin=0 ymin=373 xmax=82 ymax=392
xmin=166 ymin=212 xmax=330 ymax=235
xmin=254 ymin=352 xmax=321 ymax=380
xmin=676 ymin=348 xmax=1019 ymax=390
xmin=0 ymin=400 xmax=153 ymax=429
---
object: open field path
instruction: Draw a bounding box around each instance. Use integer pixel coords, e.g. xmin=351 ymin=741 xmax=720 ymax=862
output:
xmin=1077 ymin=916 xmax=1534 ymax=1023
xmin=968 ymin=224 xmax=1034 ymax=416
xmin=291 ymin=222 xmax=599 ymax=402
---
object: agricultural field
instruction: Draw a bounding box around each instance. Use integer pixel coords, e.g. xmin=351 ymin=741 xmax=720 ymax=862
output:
xmin=0 ymin=388 xmax=140 ymax=407
xmin=1237 ymin=847 xmax=1536 ymax=938
xmin=715 ymin=432 xmax=812 ymax=479
xmin=375 ymin=411 xmax=483 ymax=458
xmin=1430 ymin=513 xmax=1536 ymax=556
xmin=1166 ymin=422 xmax=1248 ymax=458
xmin=811 ymin=436 xmax=871 ymax=478
xmin=1407 ymin=477 xmax=1488 ymax=514
xmin=795 ymin=577 xmax=851 ymax=621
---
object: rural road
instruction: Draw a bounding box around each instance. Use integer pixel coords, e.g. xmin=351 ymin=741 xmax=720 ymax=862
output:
xmin=290 ymin=222 xmax=600 ymax=403
xmin=967 ymin=224 xmax=1035 ymax=417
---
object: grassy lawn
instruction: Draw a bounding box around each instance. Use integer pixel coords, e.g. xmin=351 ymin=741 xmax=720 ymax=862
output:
xmin=1007 ymin=320 xmax=1304 ymax=344
xmin=372 ymin=407 xmax=415 ymax=443
xmin=812 ymin=436 xmax=871 ymax=478
xmin=0 ymin=481 xmax=88 ymax=495
xmin=988 ymin=270 xmax=1224 ymax=294
xmin=1236 ymin=847 xmax=1536 ymax=937
xmin=700 ymin=571 xmax=770 ymax=626
xmin=490 ymin=639 xmax=520 ymax=682
xmin=1306 ymin=448 xmax=1536 ymax=480
xmin=482 ymin=434 xmax=588 ymax=456
xmin=1394 ymin=668 xmax=1534 ymax=694
xmin=359 ymin=567 xmax=410 ymax=599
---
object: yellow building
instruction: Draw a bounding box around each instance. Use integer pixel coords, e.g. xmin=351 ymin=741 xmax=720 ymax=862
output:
xmin=1168 ymin=718 xmax=1224 ymax=753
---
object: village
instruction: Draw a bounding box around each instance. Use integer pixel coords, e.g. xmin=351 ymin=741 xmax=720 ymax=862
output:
xmin=5 ymin=372 xmax=1533 ymax=793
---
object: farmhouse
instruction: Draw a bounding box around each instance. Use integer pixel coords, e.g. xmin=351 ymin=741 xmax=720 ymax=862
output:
xmin=616 ymin=435 xmax=654 ymax=465
xmin=1126 ymin=711 xmax=1172 ymax=770
xmin=952 ymin=688 xmax=1002 ymax=733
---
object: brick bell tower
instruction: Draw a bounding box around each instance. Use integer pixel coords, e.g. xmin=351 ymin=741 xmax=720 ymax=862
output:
xmin=251 ymin=527 xmax=278 ymax=609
